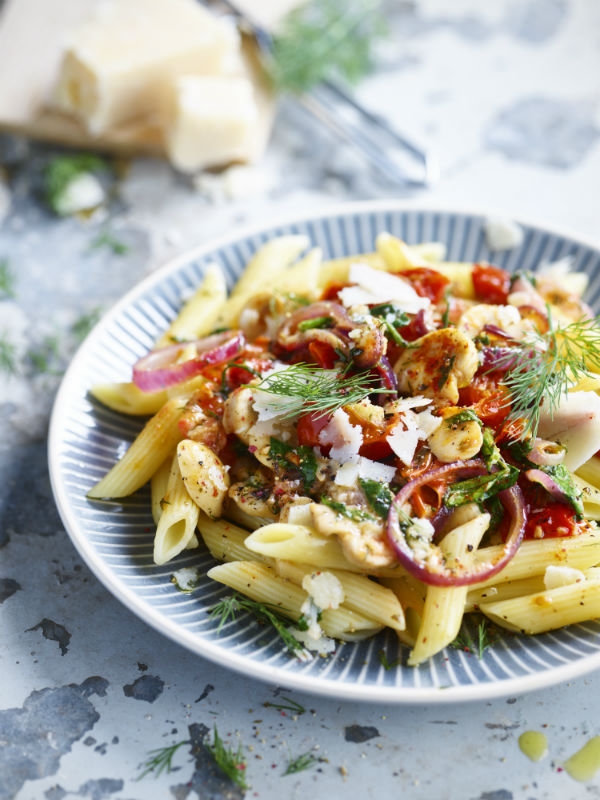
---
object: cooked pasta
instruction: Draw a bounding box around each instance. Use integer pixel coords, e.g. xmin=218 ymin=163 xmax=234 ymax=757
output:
xmin=89 ymin=230 xmax=600 ymax=664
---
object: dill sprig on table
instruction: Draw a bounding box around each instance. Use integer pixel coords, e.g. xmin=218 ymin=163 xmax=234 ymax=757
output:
xmin=207 ymin=726 xmax=249 ymax=790
xmin=495 ymin=315 xmax=600 ymax=440
xmin=0 ymin=258 xmax=15 ymax=299
xmin=269 ymin=0 xmax=387 ymax=93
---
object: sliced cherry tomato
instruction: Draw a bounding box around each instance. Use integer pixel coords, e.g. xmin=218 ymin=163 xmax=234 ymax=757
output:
xmin=401 ymin=267 xmax=450 ymax=304
xmin=308 ymin=340 xmax=339 ymax=369
xmin=297 ymin=411 xmax=332 ymax=449
xmin=472 ymin=263 xmax=511 ymax=305
xmin=459 ymin=375 xmax=512 ymax=430
xmin=524 ymin=502 xmax=579 ymax=540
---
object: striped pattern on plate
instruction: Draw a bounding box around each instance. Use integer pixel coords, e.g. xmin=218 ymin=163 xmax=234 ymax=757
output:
xmin=48 ymin=203 xmax=600 ymax=703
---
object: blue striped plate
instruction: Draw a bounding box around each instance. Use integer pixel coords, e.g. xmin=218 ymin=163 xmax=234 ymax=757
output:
xmin=48 ymin=202 xmax=600 ymax=703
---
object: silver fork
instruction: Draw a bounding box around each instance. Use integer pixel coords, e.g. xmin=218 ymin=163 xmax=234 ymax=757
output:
xmin=219 ymin=1 xmax=438 ymax=188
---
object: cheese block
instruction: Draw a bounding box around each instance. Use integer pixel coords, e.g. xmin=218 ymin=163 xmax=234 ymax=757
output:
xmin=53 ymin=0 xmax=240 ymax=134
xmin=160 ymin=75 xmax=260 ymax=172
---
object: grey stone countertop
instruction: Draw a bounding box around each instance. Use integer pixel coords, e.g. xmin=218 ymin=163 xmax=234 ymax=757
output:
xmin=2 ymin=1 xmax=600 ymax=798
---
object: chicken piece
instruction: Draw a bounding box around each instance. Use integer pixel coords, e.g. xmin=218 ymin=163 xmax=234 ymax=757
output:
xmin=393 ymin=328 xmax=479 ymax=404
xmin=310 ymin=502 xmax=398 ymax=570
xmin=427 ymin=408 xmax=483 ymax=462
xmin=177 ymin=439 xmax=229 ymax=518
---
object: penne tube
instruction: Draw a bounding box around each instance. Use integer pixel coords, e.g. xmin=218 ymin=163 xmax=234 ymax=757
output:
xmin=465 ymin=575 xmax=547 ymax=612
xmin=274 ymin=560 xmax=405 ymax=631
xmin=408 ymin=513 xmax=490 ymax=666
xmin=213 ymin=235 xmax=309 ymax=328
xmin=156 ymin=262 xmax=227 ymax=346
xmin=90 ymin=381 xmax=168 ymax=415
xmin=87 ymin=396 xmax=186 ymax=498
xmin=269 ymin=247 xmax=323 ymax=297
xmin=153 ymin=453 xmax=199 ymax=565
xmin=198 ymin=514 xmax=261 ymax=564
xmin=150 ymin=454 xmax=173 ymax=524
xmin=577 ymin=457 xmax=600 ymax=489
xmin=471 ymin=528 xmax=600 ymax=589
xmin=207 ymin=560 xmax=382 ymax=640
xmin=480 ymin=573 xmax=600 ymax=634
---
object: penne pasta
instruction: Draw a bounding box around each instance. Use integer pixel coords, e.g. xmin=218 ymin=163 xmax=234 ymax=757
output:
xmin=153 ymin=452 xmax=200 ymax=565
xmin=88 ymin=396 xmax=187 ymax=498
xmin=408 ymin=512 xmax=490 ymax=666
xmin=90 ymin=229 xmax=600 ymax=665
xmin=480 ymin=572 xmax=600 ymax=634
xmin=156 ymin=262 xmax=228 ymax=346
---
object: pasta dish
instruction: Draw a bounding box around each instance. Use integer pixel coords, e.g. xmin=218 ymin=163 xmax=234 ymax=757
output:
xmin=88 ymin=231 xmax=600 ymax=664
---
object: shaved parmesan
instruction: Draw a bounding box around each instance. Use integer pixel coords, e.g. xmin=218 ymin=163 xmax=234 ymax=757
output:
xmin=319 ymin=408 xmax=363 ymax=463
xmin=338 ymin=262 xmax=430 ymax=314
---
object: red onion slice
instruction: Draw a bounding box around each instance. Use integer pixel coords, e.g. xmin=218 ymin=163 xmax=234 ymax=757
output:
xmin=132 ymin=331 xmax=245 ymax=391
xmin=387 ymin=470 xmax=526 ymax=586
xmin=524 ymin=468 xmax=570 ymax=502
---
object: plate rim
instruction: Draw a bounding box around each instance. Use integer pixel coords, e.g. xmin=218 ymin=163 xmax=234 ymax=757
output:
xmin=48 ymin=199 xmax=600 ymax=704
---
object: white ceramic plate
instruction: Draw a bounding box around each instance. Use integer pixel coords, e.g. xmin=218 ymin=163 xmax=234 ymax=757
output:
xmin=49 ymin=202 xmax=600 ymax=704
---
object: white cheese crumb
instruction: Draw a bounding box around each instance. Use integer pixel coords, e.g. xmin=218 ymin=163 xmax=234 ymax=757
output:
xmin=338 ymin=262 xmax=430 ymax=314
xmin=544 ymin=565 xmax=585 ymax=591
xmin=171 ymin=566 xmax=201 ymax=592
xmin=484 ymin=217 xmax=524 ymax=251
xmin=319 ymin=408 xmax=363 ymax=463
xmin=406 ymin=517 xmax=436 ymax=562
xmin=302 ymin=571 xmax=345 ymax=610
xmin=54 ymin=172 xmax=105 ymax=216
xmin=357 ymin=457 xmax=396 ymax=483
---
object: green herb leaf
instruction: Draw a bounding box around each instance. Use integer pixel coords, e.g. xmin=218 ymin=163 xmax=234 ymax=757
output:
xmin=493 ymin=314 xmax=600 ymax=440
xmin=297 ymin=315 xmax=334 ymax=331
xmin=89 ymin=230 xmax=129 ymax=255
xmin=283 ymin=751 xmax=319 ymax=775
xmin=254 ymin=362 xmax=390 ymax=419
xmin=378 ymin=649 xmax=402 ymax=670
xmin=44 ymin=153 xmax=108 ymax=215
xmin=136 ymin=740 xmax=190 ymax=780
xmin=269 ymin=0 xmax=387 ymax=94
xmin=207 ymin=726 xmax=248 ymax=790
xmin=263 ymin=696 xmax=306 ymax=715
xmin=445 ymin=428 xmax=518 ymax=507
xmin=208 ymin=592 xmax=307 ymax=655
xmin=359 ymin=478 xmax=394 ymax=519
xmin=532 ymin=464 xmax=584 ymax=517
xmin=71 ymin=308 xmax=102 ymax=342
xmin=269 ymin=437 xmax=318 ymax=487
xmin=321 ymin=495 xmax=377 ymax=523
xmin=451 ymin=619 xmax=496 ymax=659
xmin=0 ymin=258 xmax=16 ymax=299
xmin=370 ymin=303 xmax=411 ymax=346
xmin=0 ymin=334 xmax=17 ymax=374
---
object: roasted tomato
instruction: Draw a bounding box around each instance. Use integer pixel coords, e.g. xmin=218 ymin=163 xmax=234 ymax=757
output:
xmin=472 ymin=263 xmax=511 ymax=305
xmin=401 ymin=267 xmax=450 ymax=304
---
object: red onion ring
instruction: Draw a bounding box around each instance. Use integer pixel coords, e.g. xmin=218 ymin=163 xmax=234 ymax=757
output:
xmin=387 ymin=464 xmax=526 ymax=586
xmin=132 ymin=331 xmax=245 ymax=391
xmin=524 ymin=468 xmax=570 ymax=502
xmin=527 ymin=439 xmax=566 ymax=467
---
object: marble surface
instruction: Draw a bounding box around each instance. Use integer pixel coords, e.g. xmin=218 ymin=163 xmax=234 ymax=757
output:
xmin=2 ymin=1 xmax=600 ymax=798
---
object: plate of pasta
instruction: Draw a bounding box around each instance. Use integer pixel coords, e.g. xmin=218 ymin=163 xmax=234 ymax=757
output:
xmin=49 ymin=202 xmax=600 ymax=703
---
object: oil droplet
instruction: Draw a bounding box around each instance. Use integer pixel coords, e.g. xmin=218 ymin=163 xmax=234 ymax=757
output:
xmin=518 ymin=730 xmax=548 ymax=762
xmin=563 ymin=736 xmax=600 ymax=782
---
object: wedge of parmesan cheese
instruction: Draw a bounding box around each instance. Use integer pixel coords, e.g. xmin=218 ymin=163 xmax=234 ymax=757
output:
xmin=160 ymin=75 xmax=259 ymax=172
xmin=54 ymin=0 xmax=239 ymax=134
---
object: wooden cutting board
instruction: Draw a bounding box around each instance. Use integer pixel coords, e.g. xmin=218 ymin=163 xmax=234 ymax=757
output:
xmin=0 ymin=0 xmax=275 ymax=159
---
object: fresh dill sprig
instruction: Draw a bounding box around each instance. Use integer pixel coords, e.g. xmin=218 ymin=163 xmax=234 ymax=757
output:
xmin=0 ymin=258 xmax=16 ymax=298
xmin=378 ymin=649 xmax=402 ymax=670
xmin=269 ymin=0 xmax=387 ymax=93
xmin=89 ymin=230 xmax=129 ymax=255
xmin=495 ymin=315 xmax=600 ymax=440
xmin=283 ymin=751 xmax=320 ymax=776
xmin=43 ymin=153 xmax=108 ymax=215
xmin=207 ymin=726 xmax=248 ymax=790
xmin=451 ymin=620 xmax=496 ymax=659
xmin=0 ymin=334 xmax=17 ymax=374
xmin=253 ymin=362 xmax=388 ymax=420
xmin=71 ymin=308 xmax=102 ymax=342
xmin=26 ymin=334 xmax=62 ymax=375
xmin=209 ymin=592 xmax=307 ymax=655
xmin=136 ymin=739 xmax=189 ymax=780
xmin=263 ymin=696 xmax=306 ymax=715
